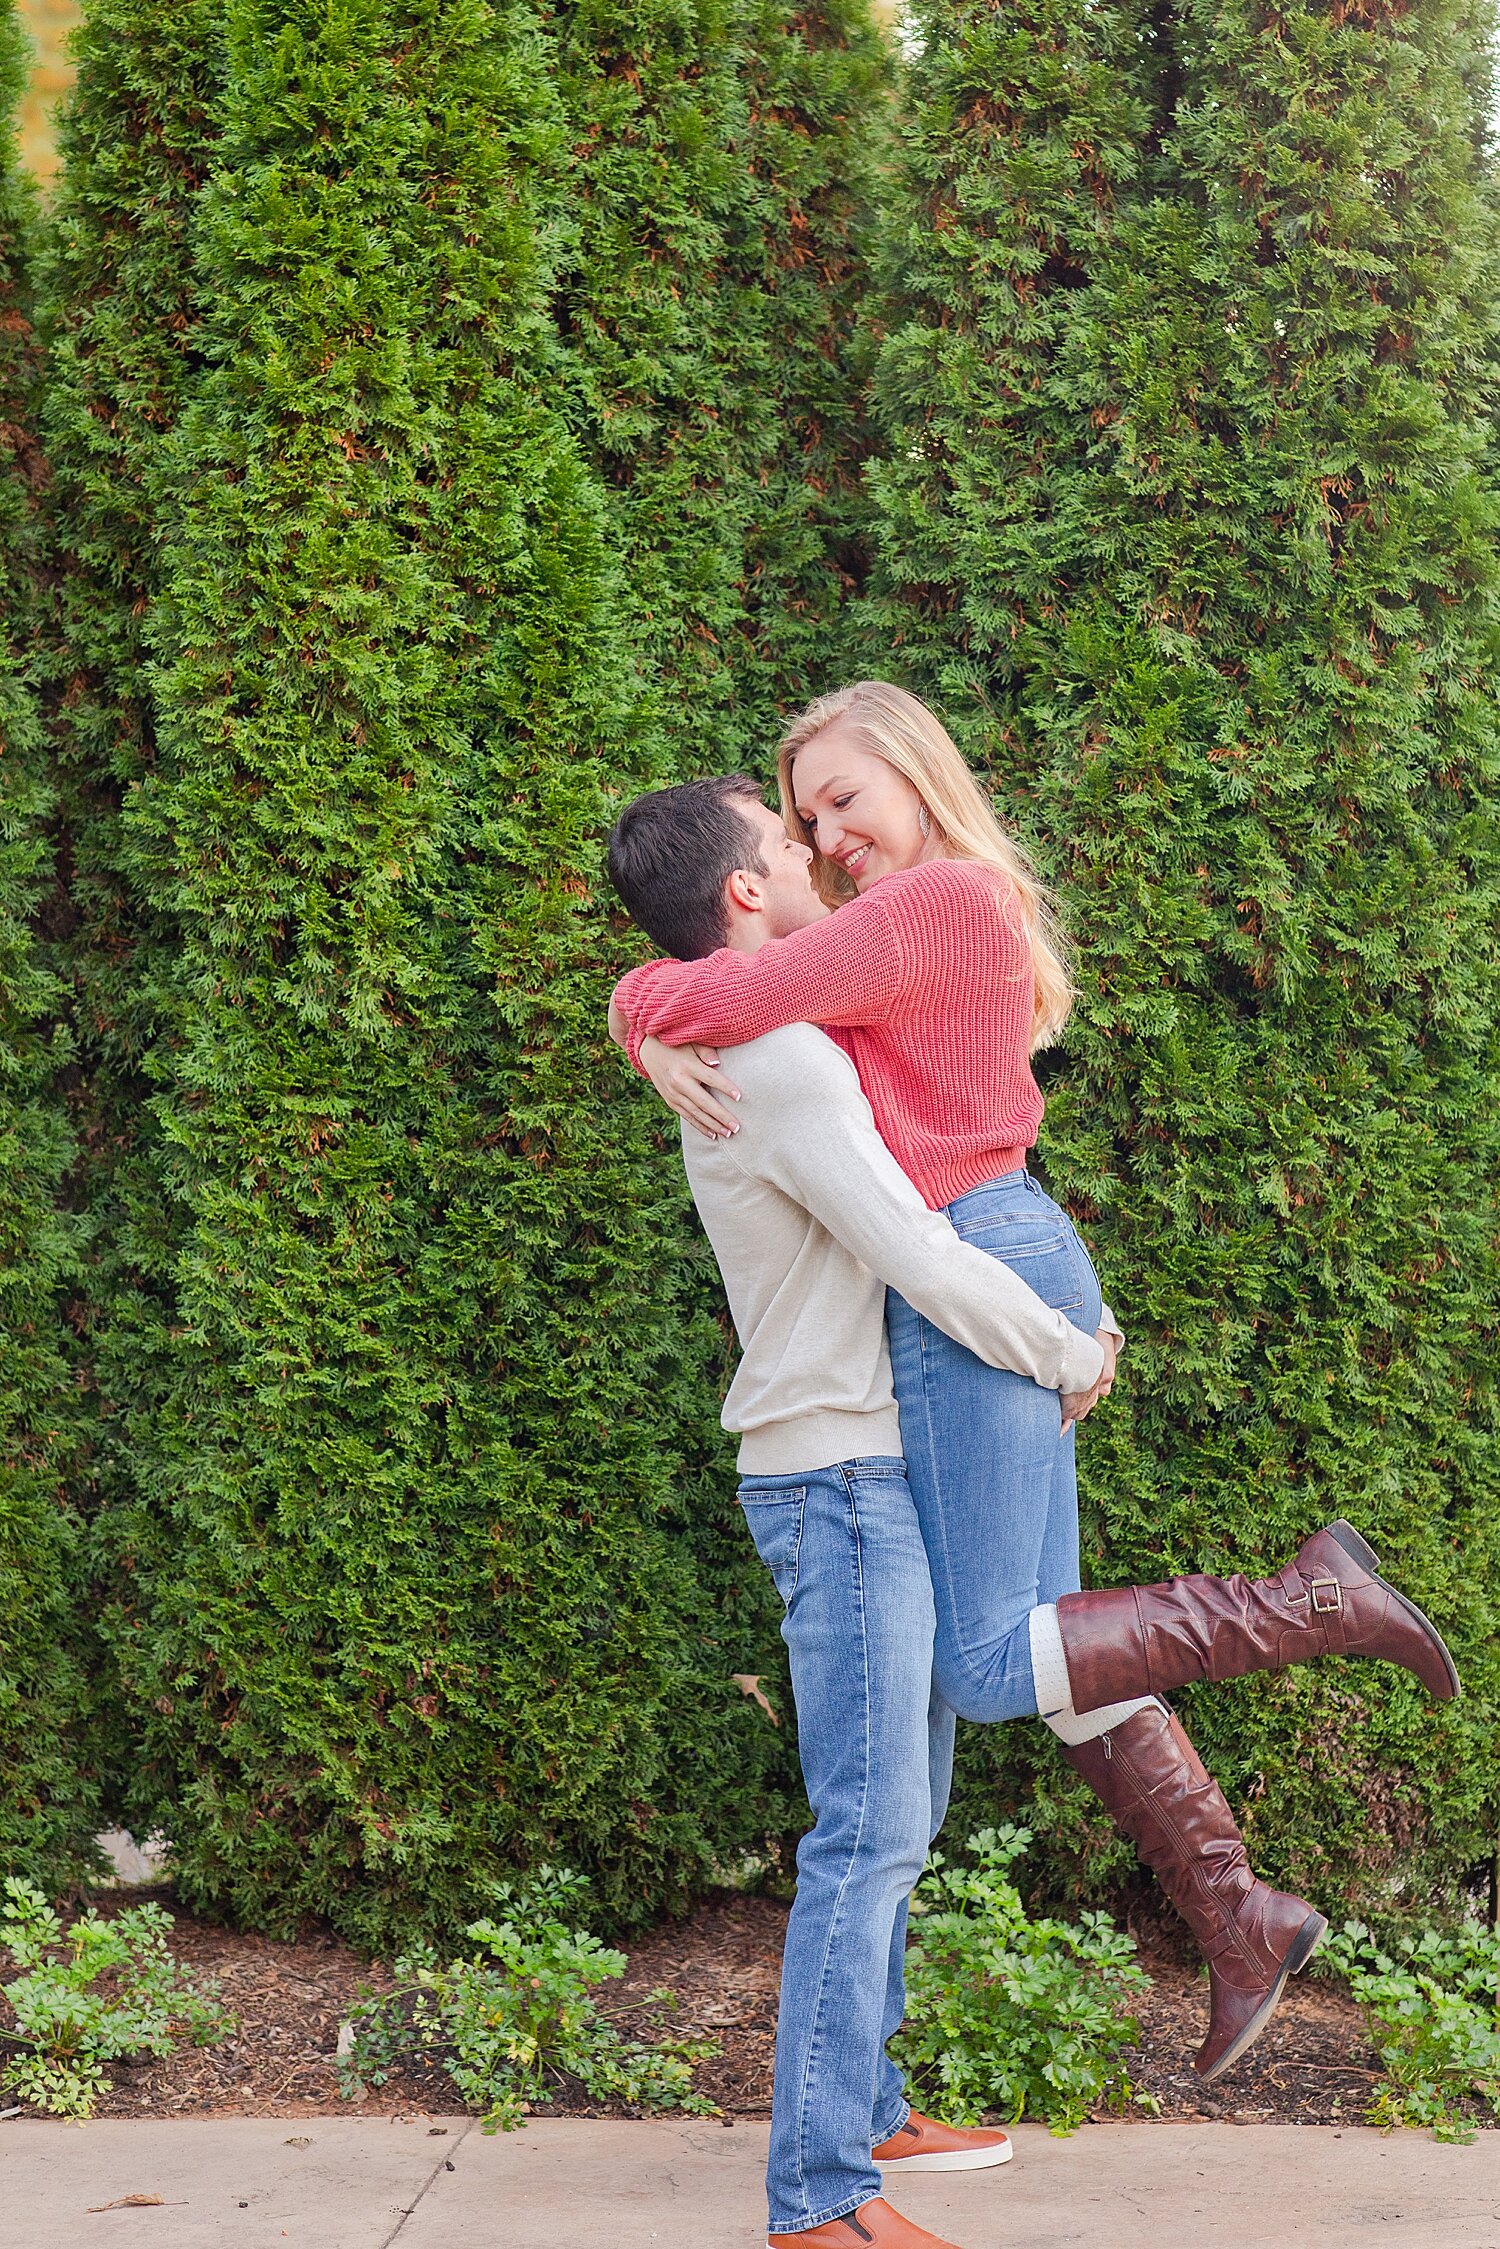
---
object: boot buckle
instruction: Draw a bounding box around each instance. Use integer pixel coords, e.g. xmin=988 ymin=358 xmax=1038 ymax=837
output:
xmin=1309 ymin=1576 xmax=1344 ymax=1614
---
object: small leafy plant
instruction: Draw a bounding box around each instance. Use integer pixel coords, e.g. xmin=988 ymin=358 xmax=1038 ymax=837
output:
xmin=889 ymin=1825 xmax=1149 ymax=2135
xmin=0 ymin=1879 xmax=232 ymax=2117
xmin=337 ymin=1867 xmax=718 ymax=2132
xmin=1320 ymin=1919 xmax=1500 ymax=2142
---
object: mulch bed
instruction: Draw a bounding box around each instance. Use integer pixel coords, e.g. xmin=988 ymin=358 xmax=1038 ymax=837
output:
xmin=600 ymin=1892 xmax=1393 ymax=2130
xmin=4 ymin=1883 xmax=1487 ymax=2132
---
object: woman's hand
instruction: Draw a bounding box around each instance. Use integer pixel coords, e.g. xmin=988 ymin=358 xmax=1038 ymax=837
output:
xmin=1060 ymin=1329 xmax=1120 ymax=1435
xmin=639 ymin=1035 xmax=742 ymax=1141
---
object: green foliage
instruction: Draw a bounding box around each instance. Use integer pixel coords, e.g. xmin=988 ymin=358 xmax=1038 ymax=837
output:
xmin=39 ymin=0 xmax=228 ymax=1311
xmin=337 ymin=1865 xmax=715 ymax=2130
xmin=14 ymin=0 xmax=1500 ymax=1949
xmin=553 ymin=0 xmax=890 ymax=772
xmin=40 ymin=0 xmax=799 ymax=1947
xmin=37 ymin=0 xmax=234 ymax=1844
xmin=1321 ymin=1918 xmax=1500 ymax=2142
xmin=0 ymin=0 xmax=102 ymax=1891
xmin=871 ymin=0 xmax=1500 ymax=1913
xmin=0 ymin=1877 xmax=230 ymax=2116
xmin=889 ymin=1826 xmax=1148 ymax=2134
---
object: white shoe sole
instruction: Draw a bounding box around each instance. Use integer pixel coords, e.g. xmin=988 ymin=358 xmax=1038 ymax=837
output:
xmin=876 ymin=2138 xmax=1014 ymax=2172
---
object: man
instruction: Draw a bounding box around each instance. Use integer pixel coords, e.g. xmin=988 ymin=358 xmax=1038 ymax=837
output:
xmin=606 ymin=776 xmax=1116 ymax=2249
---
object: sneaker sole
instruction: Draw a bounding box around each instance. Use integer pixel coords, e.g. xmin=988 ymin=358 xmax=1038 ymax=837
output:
xmin=875 ymin=2138 xmax=1014 ymax=2172
xmin=1196 ymin=1907 xmax=1328 ymax=2085
xmin=1325 ymin=1519 xmax=1462 ymax=1700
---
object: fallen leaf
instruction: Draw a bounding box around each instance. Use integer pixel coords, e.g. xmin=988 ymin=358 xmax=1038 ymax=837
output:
xmin=731 ymin=1674 xmax=778 ymax=1726
xmin=89 ymin=2196 xmax=170 ymax=2213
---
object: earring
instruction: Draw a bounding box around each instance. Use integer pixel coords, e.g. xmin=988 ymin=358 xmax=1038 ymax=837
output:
xmin=918 ymin=803 xmax=932 ymax=839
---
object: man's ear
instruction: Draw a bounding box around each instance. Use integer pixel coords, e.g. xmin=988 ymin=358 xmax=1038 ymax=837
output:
xmin=724 ymin=864 xmax=764 ymax=916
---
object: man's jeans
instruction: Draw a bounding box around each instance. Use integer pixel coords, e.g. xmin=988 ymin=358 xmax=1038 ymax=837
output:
xmin=738 ymin=1457 xmax=954 ymax=2235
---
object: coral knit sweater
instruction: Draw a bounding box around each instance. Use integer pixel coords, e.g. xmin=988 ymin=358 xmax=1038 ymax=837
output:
xmin=613 ymin=857 xmax=1044 ymax=1212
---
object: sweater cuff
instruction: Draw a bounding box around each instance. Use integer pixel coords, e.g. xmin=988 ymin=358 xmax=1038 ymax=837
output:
xmin=1058 ymin=1328 xmax=1107 ymax=1393
xmin=623 ymin=1017 xmax=649 ymax=1077
xmin=611 ymin=967 xmax=654 ymax=1078
xmin=1098 ymin=1299 xmax=1124 ymax=1347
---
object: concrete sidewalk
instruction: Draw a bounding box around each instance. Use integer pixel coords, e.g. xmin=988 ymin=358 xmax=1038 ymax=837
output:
xmin=3 ymin=2114 xmax=1498 ymax=2249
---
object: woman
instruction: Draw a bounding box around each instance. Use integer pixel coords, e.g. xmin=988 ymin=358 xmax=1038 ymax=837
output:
xmin=610 ymin=681 xmax=1457 ymax=2082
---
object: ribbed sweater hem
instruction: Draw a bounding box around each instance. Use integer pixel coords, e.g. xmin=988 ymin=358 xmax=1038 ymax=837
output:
xmin=733 ymin=1406 xmax=905 ymax=1477
xmin=925 ymin=1145 xmax=1031 ymax=1211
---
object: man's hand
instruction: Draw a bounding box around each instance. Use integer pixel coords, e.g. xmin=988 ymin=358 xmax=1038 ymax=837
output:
xmin=639 ymin=1035 xmax=742 ymax=1141
xmin=607 ymin=996 xmax=629 ymax=1049
xmin=1060 ymin=1328 xmax=1120 ymax=1435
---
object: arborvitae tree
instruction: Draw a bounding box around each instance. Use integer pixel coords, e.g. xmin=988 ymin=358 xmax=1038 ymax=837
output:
xmin=870 ymin=0 xmax=1500 ymax=1914
xmin=42 ymin=1 xmax=226 ymax=1111
xmin=0 ymin=0 xmax=100 ymax=1886
xmin=552 ymin=0 xmax=890 ymax=771
xmin=79 ymin=0 xmax=795 ymax=1945
xmin=38 ymin=8 xmax=229 ymax=1831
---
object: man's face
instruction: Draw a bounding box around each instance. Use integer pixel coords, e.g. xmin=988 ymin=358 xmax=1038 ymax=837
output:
xmin=739 ymin=799 xmax=828 ymax=938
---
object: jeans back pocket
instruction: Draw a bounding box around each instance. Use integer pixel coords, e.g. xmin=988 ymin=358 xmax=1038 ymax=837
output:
xmin=951 ymin=1214 xmax=1085 ymax=1315
xmin=737 ymin=1485 xmax=807 ymax=1606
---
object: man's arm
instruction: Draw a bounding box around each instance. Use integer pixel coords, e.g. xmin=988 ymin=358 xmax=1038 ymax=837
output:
xmin=732 ymin=1033 xmax=1107 ymax=1394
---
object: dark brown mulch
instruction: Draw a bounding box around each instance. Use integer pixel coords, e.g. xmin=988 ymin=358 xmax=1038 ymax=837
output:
xmin=4 ymin=1883 xmax=1489 ymax=2132
xmin=8 ymin=1888 xmax=458 ymax=2122
xmin=1102 ymin=1897 xmax=1383 ymax=2127
xmin=589 ymin=1891 xmax=1395 ymax=2130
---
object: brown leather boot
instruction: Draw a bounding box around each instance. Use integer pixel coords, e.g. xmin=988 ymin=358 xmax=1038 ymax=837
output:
xmin=1056 ymin=1518 xmax=1459 ymax=1714
xmin=1059 ymin=1699 xmax=1327 ymax=2081
xmin=767 ymin=2199 xmax=962 ymax=2248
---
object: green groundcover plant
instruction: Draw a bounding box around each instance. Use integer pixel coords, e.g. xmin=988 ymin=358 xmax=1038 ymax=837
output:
xmin=337 ymin=1866 xmax=716 ymax=2132
xmin=1321 ymin=1919 xmax=1500 ymax=2142
xmin=889 ymin=1826 xmax=1149 ymax=2134
xmin=0 ymin=1878 xmax=231 ymax=2117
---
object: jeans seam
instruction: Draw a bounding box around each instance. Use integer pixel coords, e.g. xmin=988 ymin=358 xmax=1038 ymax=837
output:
xmin=786 ymin=1469 xmax=877 ymax=2226
xmin=908 ymin=1305 xmax=968 ymax=1684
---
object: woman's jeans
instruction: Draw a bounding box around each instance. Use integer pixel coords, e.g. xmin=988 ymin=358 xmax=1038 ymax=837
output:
xmin=887 ymin=1168 xmax=1106 ymax=1724
xmin=738 ymin=1458 xmax=956 ymax=2234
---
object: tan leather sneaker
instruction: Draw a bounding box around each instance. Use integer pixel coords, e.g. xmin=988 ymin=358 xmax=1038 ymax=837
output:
xmin=767 ymin=2196 xmax=963 ymax=2248
xmin=873 ymin=2109 xmax=1013 ymax=2171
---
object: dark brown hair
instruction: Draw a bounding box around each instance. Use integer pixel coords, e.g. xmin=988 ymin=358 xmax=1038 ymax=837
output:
xmin=606 ymin=775 xmax=768 ymax=959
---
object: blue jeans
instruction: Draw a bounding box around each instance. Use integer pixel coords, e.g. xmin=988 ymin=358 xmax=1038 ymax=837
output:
xmin=737 ymin=1458 xmax=955 ymax=2233
xmin=887 ymin=1169 xmax=1106 ymax=1724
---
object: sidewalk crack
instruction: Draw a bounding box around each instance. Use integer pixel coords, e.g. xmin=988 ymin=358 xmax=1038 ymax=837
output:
xmin=379 ymin=2118 xmax=476 ymax=2247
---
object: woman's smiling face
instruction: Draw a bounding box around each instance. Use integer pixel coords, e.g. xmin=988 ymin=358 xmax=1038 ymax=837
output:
xmin=790 ymin=723 xmax=935 ymax=893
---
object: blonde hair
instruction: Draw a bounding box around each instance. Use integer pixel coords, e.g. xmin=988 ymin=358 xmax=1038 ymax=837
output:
xmin=776 ymin=681 xmax=1074 ymax=1051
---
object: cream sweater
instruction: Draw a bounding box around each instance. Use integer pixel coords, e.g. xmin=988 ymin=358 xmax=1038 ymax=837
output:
xmin=680 ymin=1024 xmax=1114 ymax=1474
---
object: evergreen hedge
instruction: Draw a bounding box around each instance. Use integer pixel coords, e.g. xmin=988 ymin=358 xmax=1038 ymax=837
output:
xmin=44 ymin=0 xmax=799 ymax=1945
xmin=9 ymin=0 xmax=1498 ymax=1936
xmin=37 ymin=1 xmax=233 ymax=1856
xmin=867 ymin=0 xmax=1500 ymax=1914
xmin=553 ymin=0 xmax=889 ymax=769
xmin=0 ymin=0 xmax=101 ymax=1888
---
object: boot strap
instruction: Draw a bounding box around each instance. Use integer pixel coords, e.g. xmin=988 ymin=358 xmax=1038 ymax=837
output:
xmin=1278 ymin=1560 xmax=1349 ymax=1655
